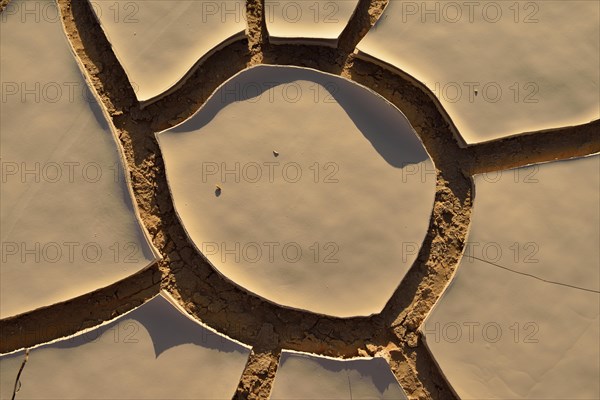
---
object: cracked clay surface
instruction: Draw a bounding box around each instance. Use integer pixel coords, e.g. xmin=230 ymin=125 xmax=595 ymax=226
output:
xmin=1 ymin=0 xmax=598 ymax=399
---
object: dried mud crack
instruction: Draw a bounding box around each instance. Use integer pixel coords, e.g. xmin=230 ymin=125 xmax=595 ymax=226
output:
xmin=1 ymin=1 xmax=598 ymax=400
xmin=234 ymin=349 xmax=281 ymax=399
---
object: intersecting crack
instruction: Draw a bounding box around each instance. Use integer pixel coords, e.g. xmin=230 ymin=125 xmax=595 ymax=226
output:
xmin=1 ymin=0 xmax=598 ymax=399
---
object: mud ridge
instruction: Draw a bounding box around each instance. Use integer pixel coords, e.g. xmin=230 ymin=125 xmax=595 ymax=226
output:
xmin=2 ymin=1 xmax=598 ymax=399
xmin=233 ymin=349 xmax=281 ymax=400
xmin=0 ymin=264 xmax=160 ymax=353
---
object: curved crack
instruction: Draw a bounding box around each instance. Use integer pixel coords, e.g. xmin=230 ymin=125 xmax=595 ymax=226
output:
xmin=466 ymin=255 xmax=600 ymax=294
xmin=52 ymin=1 xmax=464 ymax=397
xmin=2 ymin=0 xmax=596 ymax=399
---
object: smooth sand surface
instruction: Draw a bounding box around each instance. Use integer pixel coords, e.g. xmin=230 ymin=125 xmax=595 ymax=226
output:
xmin=420 ymin=155 xmax=600 ymax=399
xmin=357 ymin=1 xmax=599 ymax=144
xmin=0 ymin=0 xmax=157 ymax=319
xmin=157 ymin=65 xmax=436 ymax=317
xmin=270 ymin=350 xmax=408 ymax=399
xmin=88 ymin=0 xmax=246 ymax=104
xmin=0 ymin=292 xmax=251 ymax=399
xmin=265 ymin=0 xmax=359 ymax=45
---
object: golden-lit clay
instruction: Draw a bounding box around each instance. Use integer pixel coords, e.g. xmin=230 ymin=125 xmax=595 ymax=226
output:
xmin=157 ymin=65 xmax=436 ymax=317
xmin=356 ymin=1 xmax=600 ymax=144
xmin=87 ymin=0 xmax=246 ymax=105
xmin=0 ymin=0 xmax=158 ymax=319
xmin=0 ymin=292 xmax=251 ymax=399
xmin=420 ymin=155 xmax=600 ymax=399
xmin=264 ymin=0 xmax=359 ymax=46
xmin=270 ymin=350 xmax=408 ymax=399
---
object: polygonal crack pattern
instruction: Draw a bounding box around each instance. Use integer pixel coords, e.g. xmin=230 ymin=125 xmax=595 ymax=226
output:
xmin=1 ymin=0 xmax=598 ymax=399
xmin=156 ymin=65 xmax=436 ymax=318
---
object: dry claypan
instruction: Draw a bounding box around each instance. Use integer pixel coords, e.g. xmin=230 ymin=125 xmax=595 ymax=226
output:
xmin=0 ymin=0 xmax=598 ymax=399
xmin=356 ymin=0 xmax=600 ymax=144
xmin=0 ymin=0 xmax=158 ymax=319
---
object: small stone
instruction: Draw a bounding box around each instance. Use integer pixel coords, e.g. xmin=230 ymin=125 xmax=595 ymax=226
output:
xmin=357 ymin=348 xmax=369 ymax=357
xmin=365 ymin=343 xmax=379 ymax=354
xmin=407 ymin=333 xmax=419 ymax=348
